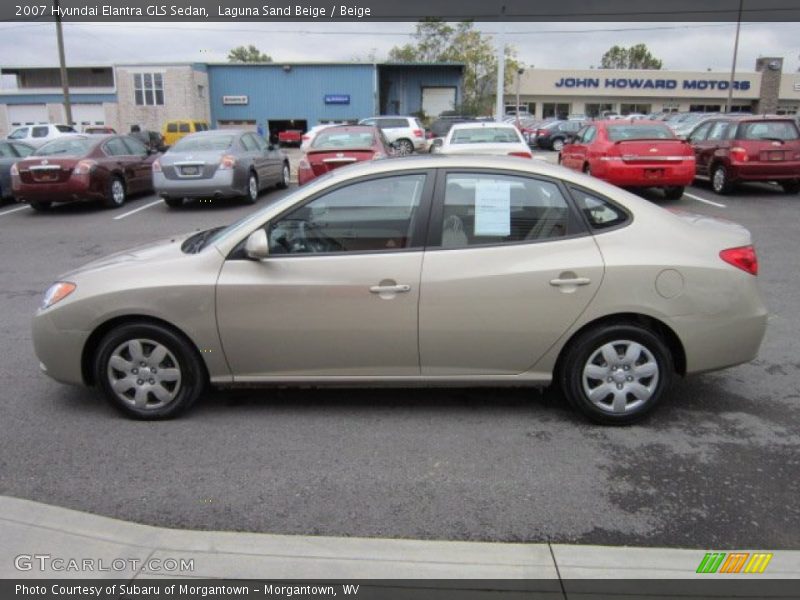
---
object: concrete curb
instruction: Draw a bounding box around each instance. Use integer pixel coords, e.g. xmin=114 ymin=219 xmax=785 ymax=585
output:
xmin=1 ymin=496 xmax=798 ymax=580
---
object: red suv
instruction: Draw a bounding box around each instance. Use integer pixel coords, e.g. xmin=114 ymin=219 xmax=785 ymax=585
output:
xmin=686 ymin=116 xmax=800 ymax=194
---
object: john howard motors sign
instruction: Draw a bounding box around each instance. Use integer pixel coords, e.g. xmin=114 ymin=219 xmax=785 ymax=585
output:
xmin=555 ymin=77 xmax=752 ymax=91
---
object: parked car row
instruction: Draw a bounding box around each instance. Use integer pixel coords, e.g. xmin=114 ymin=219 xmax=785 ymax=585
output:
xmin=557 ymin=115 xmax=800 ymax=197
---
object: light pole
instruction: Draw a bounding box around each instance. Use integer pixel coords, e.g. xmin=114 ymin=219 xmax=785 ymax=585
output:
xmin=53 ymin=0 xmax=72 ymax=126
xmin=494 ymin=6 xmax=506 ymax=121
xmin=724 ymin=0 xmax=744 ymax=113
xmin=515 ymin=67 xmax=525 ymax=128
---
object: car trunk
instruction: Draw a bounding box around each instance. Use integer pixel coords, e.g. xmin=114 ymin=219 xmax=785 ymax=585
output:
xmin=737 ymin=138 xmax=800 ymax=163
xmin=616 ymin=140 xmax=690 ymax=165
xmin=306 ymin=149 xmax=375 ymax=177
xmin=161 ymin=150 xmax=225 ymax=180
xmin=19 ymin=158 xmax=77 ymax=184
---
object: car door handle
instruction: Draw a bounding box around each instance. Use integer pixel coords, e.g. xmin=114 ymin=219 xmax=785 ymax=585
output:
xmin=369 ymin=284 xmax=411 ymax=294
xmin=550 ymin=277 xmax=591 ymax=287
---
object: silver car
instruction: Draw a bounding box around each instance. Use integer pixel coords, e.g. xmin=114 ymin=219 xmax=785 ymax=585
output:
xmin=153 ymin=130 xmax=289 ymax=207
xmin=33 ymin=155 xmax=767 ymax=424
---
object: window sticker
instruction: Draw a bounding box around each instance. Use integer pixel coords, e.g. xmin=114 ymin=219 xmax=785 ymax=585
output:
xmin=474 ymin=180 xmax=511 ymax=236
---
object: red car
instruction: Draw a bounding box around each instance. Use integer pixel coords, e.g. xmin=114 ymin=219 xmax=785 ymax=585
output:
xmin=278 ymin=129 xmax=303 ymax=147
xmin=560 ymin=120 xmax=695 ymax=199
xmin=297 ymin=125 xmax=393 ymax=185
xmin=686 ymin=115 xmax=800 ymax=195
xmin=12 ymin=134 xmax=157 ymax=211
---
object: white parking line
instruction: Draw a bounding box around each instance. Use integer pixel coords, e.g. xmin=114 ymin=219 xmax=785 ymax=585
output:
xmin=683 ymin=192 xmax=727 ymax=208
xmin=0 ymin=205 xmax=30 ymax=217
xmin=113 ymin=200 xmax=163 ymax=220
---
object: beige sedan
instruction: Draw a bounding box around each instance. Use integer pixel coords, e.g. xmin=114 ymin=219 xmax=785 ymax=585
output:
xmin=33 ymin=155 xmax=767 ymax=424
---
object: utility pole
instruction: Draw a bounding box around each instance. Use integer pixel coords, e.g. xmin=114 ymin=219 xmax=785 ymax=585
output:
xmin=54 ymin=0 xmax=72 ymax=126
xmin=724 ymin=0 xmax=744 ymax=113
xmin=515 ymin=67 xmax=525 ymax=128
xmin=494 ymin=6 xmax=506 ymax=121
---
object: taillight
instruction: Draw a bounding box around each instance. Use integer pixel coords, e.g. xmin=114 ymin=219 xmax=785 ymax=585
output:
xmin=730 ymin=146 xmax=749 ymax=162
xmin=219 ymin=155 xmax=236 ymax=170
xmin=72 ymin=160 xmax=97 ymax=176
xmin=151 ymin=159 xmax=162 ymax=173
xmin=536 ymin=129 xmax=548 ymax=135
xmin=413 ymin=129 xmax=423 ymax=138
xmin=508 ymin=151 xmax=532 ymax=158
xmin=720 ymin=245 xmax=758 ymax=276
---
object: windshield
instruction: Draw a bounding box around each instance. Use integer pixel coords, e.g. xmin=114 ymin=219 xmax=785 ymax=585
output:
xmin=312 ymin=130 xmax=375 ymax=149
xmin=451 ymin=127 xmax=520 ymax=144
xmin=606 ymin=125 xmax=675 ymax=141
xmin=738 ymin=121 xmax=799 ymax=141
xmin=34 ymin=138 xmax=93 ymax=156
xmin=171 ymin=135 xmax=234 ymax=152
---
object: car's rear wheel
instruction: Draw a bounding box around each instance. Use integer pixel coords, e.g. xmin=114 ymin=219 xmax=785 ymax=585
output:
xmin=663 ymin=186 xmax=685 ymax=200
xmin=583 ymin=163 xmax=591 ymax=176
xmin=94 ymin=322 xmax=206 ymax=419
xmin=780 ymin=180 xmax=800 ymax=194
xmin=163 ymin=196 xmax=183 ymax=208
xmin=559 ymin=324 xmax=673 ymax=425
xmin=30 ymin=201 xmax=52 ymax=212
xmin=552 ymin=138 xmax=565 ymax=152
xmin=277 ymin=162 xmax=290 ymax=189
xmin=711 ymin=164 xmax=733 ymax=195
xmin=243 ymin=172 xmax=258 ymax=204
xmin=104 ymin=176 xmax=126 ymax=208
xmin=395 ymin=139 xmax=414 ymax=155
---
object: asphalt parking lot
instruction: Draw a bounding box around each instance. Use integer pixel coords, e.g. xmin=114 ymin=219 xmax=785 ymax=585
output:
xmin=1 ymin=153 xmax=798 ymax=549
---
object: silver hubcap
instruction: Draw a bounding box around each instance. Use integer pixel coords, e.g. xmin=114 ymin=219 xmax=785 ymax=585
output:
xmin=553 ymin=140 xmax=564 ymax=151
xmin=713 ymin=168 xmax=725 ymax=192
xmin=398 ymin=141 xmax=412 ymax=155
xmin=582 ymin=340 xmax=659 ymax=414
xmin=111 ymin=180 xmax=124 ymax=204
xmin=249 ymin=176 xmax=257 ymax=198
xmin=282 ymin=165 xmax=289 ymax=184
xmin=107 ymin=339 xmax=182 ymax=410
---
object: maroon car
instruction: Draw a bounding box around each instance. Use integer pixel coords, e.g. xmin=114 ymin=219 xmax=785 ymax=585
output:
xmin=11 ymin=134 xmax=157 ymax=211
xmin=686 ymin=115 xmax=800 ymax=194
xmin=297 ymin=125 xmax=392 ymax=185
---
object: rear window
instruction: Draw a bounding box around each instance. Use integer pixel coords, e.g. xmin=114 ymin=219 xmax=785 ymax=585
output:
xmin=376 ymin=118 xmax=409 ymax=129
xmin=737 ymin=121 xmax=799 ymax=141
xmin=166 ymin=123 xmax=178 ymax=133
xmin=606 ymin=125 xmax=675 ymax=141
xmin=35 ymin=138 xmax=93 ymax=156
xmin=171 ymin=134 xmax=234 ymax=152
xmin=312 ymin=130 xmax=375 ymax=149
xmin=451 ymin=127 xmax=521 ymax=144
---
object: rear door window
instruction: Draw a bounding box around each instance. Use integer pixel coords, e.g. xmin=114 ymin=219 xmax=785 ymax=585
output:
xmin=706 ymin=121 xmax=730 ymax=141
xmin=32 ymin=126 xmax=49 ymax=138
xmin=688 ymin=121 xmax=713 ymax=142
xmin=570 ymin=187 xmax=630 ymax=230
xmin=240 ymin=134 xmax=258 ymax=151
xmin=104 ymin=137 xmax=131 ymax=156
xmin=178 ymin=123 xmax=191 ymax=133
xmin=122 ymin=136 xmax=148 ymax=156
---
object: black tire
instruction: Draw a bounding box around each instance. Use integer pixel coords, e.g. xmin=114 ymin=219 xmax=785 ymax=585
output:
xmin=663 ymin=186 xmax=685 ymax=200
xmin=104 ymin=176 xmax=126 ymax=208
xmin=94 ymin=322 xmax=206 ymax=420
xmin=780 ymin=180 xmax=800 ymax=194
xmin=30 ymin=201 xmax=52 ymax=212
xmin=551 ymin=137 xmax=565 ymax=152
xmin=163 ymin=196 xmax=183 ymax=208
xmin=276 ymin=162 xmax=290 ymax=189
xmin=395 ymin=139 xmax=414 ymax=155
xmin=711 ymin=164 xmax=733 ymax=195
xmin=583 ymin=163 xmax=591 ymax=176
xmin=558 ymin=323 xmax=673 ymax=425
xmin=242 ymin=171 xmax=258 ymax=204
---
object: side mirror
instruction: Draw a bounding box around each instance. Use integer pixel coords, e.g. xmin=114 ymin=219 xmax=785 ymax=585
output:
xmin=244 ymin=229 xmax=269 ymax=260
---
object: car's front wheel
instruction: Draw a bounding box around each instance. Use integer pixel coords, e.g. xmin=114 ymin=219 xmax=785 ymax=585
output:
xmin=94 ymin=322 xmax=206 ymax=419
xmin=395 ymin=139 xmax=414 ymax=155
xmin=780 ymin=180 xmax=800 ymax=194
xmin=559 ymin=324 xmax=673 ymax=425
xmin=552 ymin=138 xmax=565 ymax=152
xmin=277 ymin=162 xmax=290 ymax=189
xmin=243 ymin=172 xmax=258 ymax=204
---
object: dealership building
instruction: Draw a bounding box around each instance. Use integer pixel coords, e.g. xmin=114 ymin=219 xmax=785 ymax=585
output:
xmin=503 ymin=57 xmax=799 ymax=119
xmin=0 ymin=61 xmax=464 ymax=137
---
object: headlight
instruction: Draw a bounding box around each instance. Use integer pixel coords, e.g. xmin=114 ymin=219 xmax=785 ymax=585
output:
xmin=42 ymin=282 xmax=76 ymax=309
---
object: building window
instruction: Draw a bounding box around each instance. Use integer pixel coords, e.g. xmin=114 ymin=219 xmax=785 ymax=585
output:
xmin=133 ymin=73 xmax=164 ymax=106
xmin=662 ymin=104 xmax=680 ymax=113
xmin=585 ymin=103 xmax=614 ymax=118
xmin=197 ymin=84 xmax=205 ymax=98
xmin=505 ymin=102 xmax=535 ymax=115
xmin=689 ymin=104 xmax=721 ymax=113
xmin=777 ymin=105 xmax=798 ymax=115
xmin=620 ymin=103 xmax=652 ymax=115
xmin=542 ymin=103 xmax=571 ymax=119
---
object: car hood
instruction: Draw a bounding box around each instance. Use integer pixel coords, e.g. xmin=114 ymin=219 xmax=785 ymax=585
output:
xmin=59 ymin=231 xmax=197 ymax=279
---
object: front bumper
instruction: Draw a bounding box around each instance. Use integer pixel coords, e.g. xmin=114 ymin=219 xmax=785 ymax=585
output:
xmin=32 ymin=310 xmax=89 ymax=386
xmin=154 ymin=170 xmax=240 ymax=198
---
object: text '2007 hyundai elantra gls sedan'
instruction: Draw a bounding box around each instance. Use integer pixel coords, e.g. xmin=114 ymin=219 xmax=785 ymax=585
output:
xmin=32 ymin=155 xmax=767 ymax=424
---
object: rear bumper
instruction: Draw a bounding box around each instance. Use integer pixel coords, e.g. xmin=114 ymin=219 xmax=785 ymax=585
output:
xmin=729 ymin=161 xmax=800 ymax=181
xmin=592 ymin=161 xmax=696 ymax=187
xmin=13 ymin=179 xmax=99 ymax=203
xmin=154 ymin=170 xmax=240 ymax=198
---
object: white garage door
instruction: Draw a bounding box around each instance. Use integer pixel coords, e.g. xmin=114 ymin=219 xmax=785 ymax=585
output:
xmin=217 ymin=120 xmax=257 ymax=131
xmin=422 ymin=87 xmax=456 ymax=118
xmin=71 ymin=104 xmax=106 ymax=129
xmin=7 ymin=104 xmax=48 ymax=128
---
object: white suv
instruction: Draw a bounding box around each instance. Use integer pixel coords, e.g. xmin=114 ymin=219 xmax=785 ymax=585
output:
xmin=358 ymin=116 xmax=427 ymax=154
xmin=7 ymin=123 xmax=77 ymax=148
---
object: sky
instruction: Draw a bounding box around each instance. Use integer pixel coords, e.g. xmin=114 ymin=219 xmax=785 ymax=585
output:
xmin=0 ymin=21 xmax=798 ymax=73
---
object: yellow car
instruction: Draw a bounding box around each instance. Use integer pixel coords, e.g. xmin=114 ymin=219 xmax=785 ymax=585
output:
xmin=161 ymin=120 xmax=209 ymax=147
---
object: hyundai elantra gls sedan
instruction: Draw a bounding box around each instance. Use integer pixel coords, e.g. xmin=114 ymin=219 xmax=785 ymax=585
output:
xmin=32 ymin=155 xmax=767 ymax=424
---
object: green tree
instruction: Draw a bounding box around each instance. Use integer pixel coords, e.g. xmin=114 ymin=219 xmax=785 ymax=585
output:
xmin=227 ymin=45 xmax=272 ymax=63
xmin=600 ymin=44 xmax=663 ymax=69
xmin=388 ymin=19 xmax=520 ymax=116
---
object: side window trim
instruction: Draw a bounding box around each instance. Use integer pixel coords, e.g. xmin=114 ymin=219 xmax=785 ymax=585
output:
xmin=425 ymin=168 xmax=590 ymax=250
